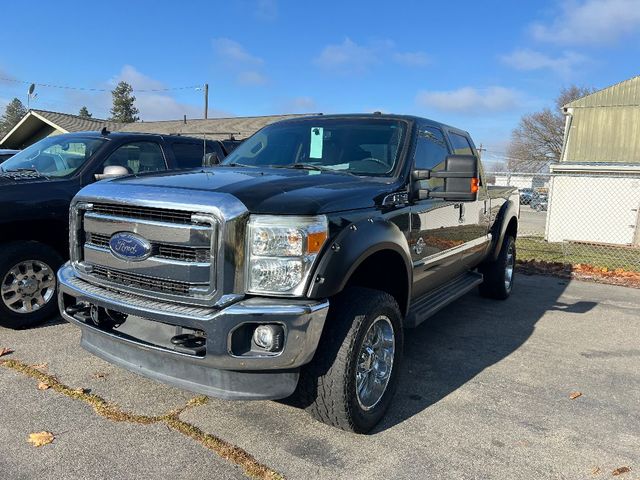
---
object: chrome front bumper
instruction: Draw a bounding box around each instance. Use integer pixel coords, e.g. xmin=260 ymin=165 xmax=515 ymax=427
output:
xmin=57 ymin=263 xmax=329 ymax=400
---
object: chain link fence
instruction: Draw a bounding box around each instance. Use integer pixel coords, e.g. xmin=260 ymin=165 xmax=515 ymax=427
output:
xmin=490 ymin=167 xmax=640 ymax=272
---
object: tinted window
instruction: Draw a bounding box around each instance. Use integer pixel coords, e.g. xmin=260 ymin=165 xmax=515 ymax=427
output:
xmin=173 ymin=142 xmax=206 ymax=169
xmin=103 ymin=142 xmax=166 ymax=174
xmin=222 ymin=119 xmax=406 ymax=177
xmin=414 ymin=126 xmax=448 ymax=170
xmin=449 ymin=132 xmax=474 ymax=155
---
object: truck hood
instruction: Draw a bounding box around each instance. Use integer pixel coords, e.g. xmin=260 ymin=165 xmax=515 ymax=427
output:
xmin=104 ymin=167 xmax=400 ymax=214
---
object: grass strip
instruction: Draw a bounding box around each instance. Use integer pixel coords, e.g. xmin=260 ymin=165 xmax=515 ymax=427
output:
xmin=0 ymin=358 xmax=284 ymax=480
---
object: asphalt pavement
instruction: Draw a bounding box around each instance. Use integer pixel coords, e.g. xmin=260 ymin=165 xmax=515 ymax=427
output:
xmin=1 ymin=274 xmax=639 ymax=479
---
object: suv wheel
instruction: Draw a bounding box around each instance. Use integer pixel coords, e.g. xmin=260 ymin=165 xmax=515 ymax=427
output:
xmin=0 ymin=242 xmax=63 ymax=329
xmin=295 ymin=287 xmax=403 ymax=433
xmin=479 ymin=235 xmax=516 ymax=300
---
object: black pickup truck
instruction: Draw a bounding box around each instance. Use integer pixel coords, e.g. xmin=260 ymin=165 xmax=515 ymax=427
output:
xmin=58 ymin=114 xmax=519 ymax=432
xmin=0 ymin=131 xmax=239 ymax=328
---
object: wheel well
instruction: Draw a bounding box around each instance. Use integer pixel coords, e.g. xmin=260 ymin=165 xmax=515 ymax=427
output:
xmin=343 ymin=250 xmax=409 ymax=316
xmin=506 ymin=217 xmax=518 ymax=240
xmin=0 ymin=220 xmax=68 ymax=258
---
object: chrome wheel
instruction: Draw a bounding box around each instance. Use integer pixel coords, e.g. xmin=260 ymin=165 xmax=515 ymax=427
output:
xmin=1 ymin=260 xmax=56 ymax=314
xmin=505 ymin=242 xmax=515 ymax=291
xmin=356 ymin=315 xmax=395 ymax=411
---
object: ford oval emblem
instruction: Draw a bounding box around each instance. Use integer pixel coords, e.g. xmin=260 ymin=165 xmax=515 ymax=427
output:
xmin=108 ymin=232 xmax=152 ymax=262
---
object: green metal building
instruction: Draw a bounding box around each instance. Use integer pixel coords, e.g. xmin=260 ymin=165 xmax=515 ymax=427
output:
xmin=561 ymin=75 xmax=640 ymax=163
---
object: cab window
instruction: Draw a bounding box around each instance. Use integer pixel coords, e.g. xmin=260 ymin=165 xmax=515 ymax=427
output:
xmin=413 ymin=126 xmax=449 ymax=191
xmin=102 ymin=142 xmax=166 ymax=174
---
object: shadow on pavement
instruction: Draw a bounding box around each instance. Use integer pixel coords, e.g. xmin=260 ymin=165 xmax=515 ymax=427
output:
xmin=375 ymin=275 xmax=596 ymax=433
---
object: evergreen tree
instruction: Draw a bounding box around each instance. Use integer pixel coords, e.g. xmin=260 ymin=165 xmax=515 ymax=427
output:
xmin=0 ymin=98 xmax=28 ymax=137
xmin=109 ymin=81 xmax=139 ymax=123
xmin=78 ymin=106 xmax=92 ymax=118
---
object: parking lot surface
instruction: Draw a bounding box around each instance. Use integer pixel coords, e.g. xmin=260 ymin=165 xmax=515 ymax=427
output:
xmin=519 ymin=205 xmax=547 ymax=236
xmin=1 ymin=274 xmax=639 ymax=480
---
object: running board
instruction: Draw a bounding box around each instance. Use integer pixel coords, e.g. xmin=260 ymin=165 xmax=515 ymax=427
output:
xmin=405 ymin=272 xmax=483 ymax=328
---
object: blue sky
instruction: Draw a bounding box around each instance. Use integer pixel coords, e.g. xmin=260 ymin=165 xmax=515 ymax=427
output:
xmin=1 ymin=0 xmax=639 ymax=166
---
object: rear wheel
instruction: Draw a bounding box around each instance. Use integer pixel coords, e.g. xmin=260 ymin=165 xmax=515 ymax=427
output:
xmin=0 ymin=242 xmax=63 ymax=329
xmin=479 ymin=235 xmax=515 ymax=300
xmin=295 ymin=287 xmax=403 ymax=433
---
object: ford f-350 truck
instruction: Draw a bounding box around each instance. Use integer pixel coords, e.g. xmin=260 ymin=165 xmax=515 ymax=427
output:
xmin=58 ymin=114 xmax=519 ymax=433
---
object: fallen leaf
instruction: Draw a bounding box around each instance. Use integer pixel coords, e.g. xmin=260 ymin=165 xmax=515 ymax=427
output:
xmin=73 ymin=387 xmax=88 ymax=394
xmin=32 ymin=363 xmax=48 ymax=371
xmin=0 ymin=347 xmax=14 ymax=357
xmin=612 ymin=466 xmax=631 ymax=476
xmin=591 ymin=466 xmax=600 ymax=475
xmin=569 ymin=391 xmax=582 ymax=400
xmin=37 ymin=382 xmax=50 ymax=391
xmin=93 ymin=372 xmax=107 ymax=379
xmin=27 ymin=431 xmax=54 ymax=447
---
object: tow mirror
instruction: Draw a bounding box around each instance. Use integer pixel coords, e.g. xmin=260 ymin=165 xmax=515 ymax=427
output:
xmin=203 ymin=152 xmax=220 ymax=166
xmin=413 ymin=155 xmax=479 ymax=202
xmin=94 ymin=165 xmax=130 ymax=181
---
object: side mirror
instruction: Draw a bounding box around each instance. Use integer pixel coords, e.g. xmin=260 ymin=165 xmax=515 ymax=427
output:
xmin=203 ymin=152 xmax=220 ymax=166
xmin=413 ymin=155 xmax=479 ymax=202
xmin=94 ymin=165 xmax=130 ymax=181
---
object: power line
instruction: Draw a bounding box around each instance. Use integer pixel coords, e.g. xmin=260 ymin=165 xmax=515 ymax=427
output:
xmin=0 ymin=77 xmax=201 ymax=93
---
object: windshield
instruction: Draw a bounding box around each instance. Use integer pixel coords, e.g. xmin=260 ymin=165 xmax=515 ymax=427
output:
xmin=0 ymin=136 xmax=106 ymax=177
xmin=221 ymin=118 xmax=406 ymax=176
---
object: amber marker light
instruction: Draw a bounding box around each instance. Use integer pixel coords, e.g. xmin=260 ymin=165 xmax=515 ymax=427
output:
xmin=307 ymin=230 xmax=328 ymax=254
xmin=471 ymin=177 xmax=479 ymax=193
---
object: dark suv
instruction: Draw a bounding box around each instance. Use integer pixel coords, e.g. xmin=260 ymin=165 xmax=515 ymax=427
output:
xmin=0 ymin=131 xmax=238 ymax=328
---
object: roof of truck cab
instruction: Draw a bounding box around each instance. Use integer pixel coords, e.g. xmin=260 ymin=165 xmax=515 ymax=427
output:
xmin=45 ymin=131 xmax=218 ymax=142
xmin=270 ymin=113 xmax=471 ymax=136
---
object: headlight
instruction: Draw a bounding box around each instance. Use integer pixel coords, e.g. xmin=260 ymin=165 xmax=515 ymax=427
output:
xmin=247 ymin=215 xmax=328 ymax=296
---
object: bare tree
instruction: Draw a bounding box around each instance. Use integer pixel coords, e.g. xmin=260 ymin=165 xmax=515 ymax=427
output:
xmin=506 ymin=86 xmax=594 ymax=172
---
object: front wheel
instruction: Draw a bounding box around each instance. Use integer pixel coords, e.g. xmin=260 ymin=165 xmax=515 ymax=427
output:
xmin=0 ymin=242 xmax=63 ymax=329
xmin=295 ymin=287 xmax=403 ymax=433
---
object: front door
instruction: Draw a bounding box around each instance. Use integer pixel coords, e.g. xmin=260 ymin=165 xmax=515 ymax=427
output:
xmin=410 ymin=125 xmax=469 ymax=300
xmin=446 ymin=131 xmax=491 ymax=268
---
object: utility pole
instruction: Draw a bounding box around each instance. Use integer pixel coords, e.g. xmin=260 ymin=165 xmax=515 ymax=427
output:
xmin=204 ymin=83 xmax=209 ymax=119
xmin=477 ymin=143 xmax=486 ymax=160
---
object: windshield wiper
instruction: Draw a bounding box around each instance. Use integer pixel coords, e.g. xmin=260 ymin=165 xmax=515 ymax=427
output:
xmin=270 ymin=163 xmax=356 ymax=175
xmin=1 ymin=168 xmax=49 ymax=179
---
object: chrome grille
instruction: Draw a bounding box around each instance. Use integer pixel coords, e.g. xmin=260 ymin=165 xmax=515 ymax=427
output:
xmin=92 ymin=203 xmax=194 ymax=224
xmin=86 ymin=233 xmax=210 ymax=263
xmin=91 ymin=265 xmax=192 ymax=295
xmin=75 ymin=201 xmax=218 ymax=303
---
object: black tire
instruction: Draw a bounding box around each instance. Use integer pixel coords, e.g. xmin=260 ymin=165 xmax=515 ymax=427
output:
xmin=479 ymin=235 xmax=516 ymax=300
xmin=295 ymin=287 xmax=403 ymax=433
xmin=0 ymin=241 xmax=64 ymax=329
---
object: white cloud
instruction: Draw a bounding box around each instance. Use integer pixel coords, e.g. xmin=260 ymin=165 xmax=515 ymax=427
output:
xmin=392 ymin=51 xmax=430 ymax=67
xmin=212 ymin=38 xmax=264 ymax=66
xmin=255 ymin=0 xmax=278 ymax=20
xmin=314 ymin=38 xmax=430 ymax=74
xmin=109 ymin=65 xmax=205 ymax=120
xmin=314 ymin=38 xmax=379 ymax=74
xmin=500 ymin=49 xmax=587 ymax=76
xmin=278 ymin=96 xmax=317 ymax=113
xmin=416 ymin=86 xmax=521 ymax=114
xmin=212 ymin=38 xmax=268 ymax=87
xmin=530 ymin=0 xmax=640 ymax=45
xmin=237 ymin=71 xmax=268 ymax=86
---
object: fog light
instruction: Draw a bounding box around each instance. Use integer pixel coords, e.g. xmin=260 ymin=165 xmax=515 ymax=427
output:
xmin=252 ymin=324 xmax=284 ymax=352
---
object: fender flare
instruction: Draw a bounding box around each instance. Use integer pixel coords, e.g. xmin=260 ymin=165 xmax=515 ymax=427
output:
xmin=307 ymin=218 xmax=413 ymax=313
xmin=489 ymin=200 xmax=519 ymax=261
